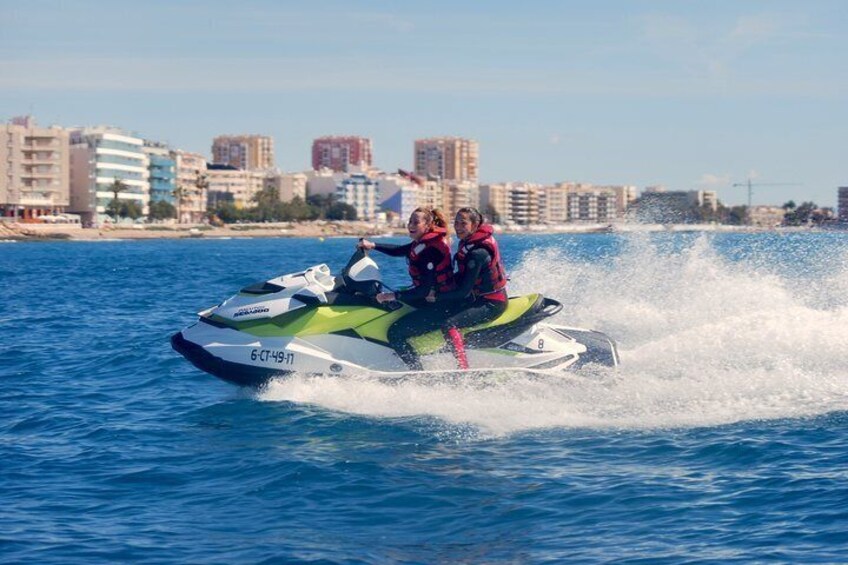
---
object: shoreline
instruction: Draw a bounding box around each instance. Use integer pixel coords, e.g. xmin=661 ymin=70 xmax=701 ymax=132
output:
xmin=0 ymin=220 xmax=838 ymax=242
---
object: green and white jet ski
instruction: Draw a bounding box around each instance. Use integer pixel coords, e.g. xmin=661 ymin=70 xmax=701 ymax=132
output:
xmin=171 ymin=249 xmax=619 ymax=386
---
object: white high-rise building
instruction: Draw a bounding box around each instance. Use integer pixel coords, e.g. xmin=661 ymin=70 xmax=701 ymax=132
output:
xmin=337 ymin=173 xmax=379 ymax=221
xmin=69 ymin=126 xmax=149 ymax=225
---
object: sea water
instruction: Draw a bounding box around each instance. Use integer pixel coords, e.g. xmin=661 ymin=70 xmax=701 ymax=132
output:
xmin=2 ymin=232 xmax=847 ymax=563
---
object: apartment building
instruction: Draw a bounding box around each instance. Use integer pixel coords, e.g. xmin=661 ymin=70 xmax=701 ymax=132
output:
xmin=0 ymin=116 xmax=70 ymax=220
xmin=509 ymin=183 xmax=542 ymax=225
xmin=173 ymin=150 xmax=208 ymax=223
xmin=265 ymin=172 xmax=307 ymax=202
xmin=377 ymin=174 xmax=420 ymax=223
xmin=442 ymin=180 xmax=479 ymax=220
xmin=211 ymin=134 xmax=274 ymax=170
xmin=143 ymin=141 xmax=176 ymax=206
xmin=205 ymin=165 xmax=266 ymax=209
xmin=312 ymin=136 xmax=372 ymax=172
xmin=69 ymin=126 xmax=149 ymax=225
xmin=337 ymin=174 xmax=379 ymax=221
xmin=539 ymin=184 xmax=569 ymax=224
xmin=567 ymin=189 xmax=617 ymax=222
xmin=479 ymin=183 xmax=511 ymax=224
xmin=414 ymin=137 xmax=479 ymax=183
xmin=749 ymin=205 xmax=786 ymax=228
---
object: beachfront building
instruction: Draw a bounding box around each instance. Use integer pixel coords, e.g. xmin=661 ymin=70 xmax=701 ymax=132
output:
xmin=688 ymin=189 xmax=719 ymax=212
xmin=0 ymin=116 xmax=71 ymax=221
xmin=265 ymin=172 xmax=307 ymax=202
xmin=597 ymin=185 xmax=639 ymax=216
xmin=304 ymin=168 xmax=349 ymax=197
xmin=567 ymin=188 xmax=617 ymax=223
xmin=377 ymin=173 xmax=419 ymax=224
xmin=69 ymin=126 xmax=149 ymax=225
xmin=509 ymin=183 xmax=542 ymax=225
xmin=537 ymin=184 xmax=567 ymax=224
xmin=173 ymin=150 xmax=208 ymax=223
xmin=143 ymin=141 xmax=176 ymax=207
xmin=749 ymin=205 xmax=786 ymax=228
xmin=337 ymin=173 xmax=379 ymax=221
xmin=414 ymin=137 xmax=479 ymax=184
xmin=839 ymin=187 xmax=848 ymax=223
xmin=414 ymin=179 xmax=445 ymax=212
xmin=211 ymin=134 xmax=274 ymax=170
xmin=205 ymin=165 xmax=266 ymax=209
xmin=479 ymin=183 xmax=511 ymax=225
xmin=442 ymin=180 xmax=479 ymax=219
xmin=312 ymin=136 xmax=372 ymax=172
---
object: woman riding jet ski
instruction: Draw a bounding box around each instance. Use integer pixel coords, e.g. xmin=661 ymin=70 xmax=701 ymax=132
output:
xmin=358 ymin=207 xmax=457 ymax=370
xmin=426 ymin=207 xmax=510 ymax=370
xmin=171 ymin=241 xmax=620 ymax=387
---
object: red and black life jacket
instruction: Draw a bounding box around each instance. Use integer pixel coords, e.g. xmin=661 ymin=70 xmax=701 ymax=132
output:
xmin=455 ymin=224 xmax=508 ymax=302
xmin=407 ymin=226 xmax=456 ymax=293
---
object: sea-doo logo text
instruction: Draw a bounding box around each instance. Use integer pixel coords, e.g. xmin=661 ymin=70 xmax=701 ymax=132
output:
xmin=233 ymin=306 xmax=270 ymax=318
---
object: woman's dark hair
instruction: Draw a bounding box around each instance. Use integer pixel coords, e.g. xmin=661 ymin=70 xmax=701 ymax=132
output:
xmin=456 ymin=207 xmax=484 ymax=226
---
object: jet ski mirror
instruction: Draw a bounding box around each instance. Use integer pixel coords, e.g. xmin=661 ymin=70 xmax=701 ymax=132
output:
xmin=342 ymin=249 xmax=382 ymax=297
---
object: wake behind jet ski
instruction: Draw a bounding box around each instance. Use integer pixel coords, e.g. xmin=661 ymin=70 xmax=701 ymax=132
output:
xmin=171 ymin=250 xmax=619 ymax=386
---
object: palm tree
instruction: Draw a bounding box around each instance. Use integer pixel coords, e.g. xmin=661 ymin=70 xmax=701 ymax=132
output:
xmin=172 ymin=185 xmax=189 ymax=224
xmin=108 ymin=178 xmax=129 ymax=221
xmin=193 ymin=171 xmax=209 ymax=223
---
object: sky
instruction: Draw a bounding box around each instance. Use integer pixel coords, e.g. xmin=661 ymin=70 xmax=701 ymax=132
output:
xmin=1 ymin=0 xmax=845 ymax=206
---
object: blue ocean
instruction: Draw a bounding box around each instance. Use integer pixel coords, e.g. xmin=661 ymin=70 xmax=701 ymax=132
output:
xmin=3 ymin=232 xmax=847 ymax=563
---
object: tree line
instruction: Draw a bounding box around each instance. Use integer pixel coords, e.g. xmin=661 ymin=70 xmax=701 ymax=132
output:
xmin=108 ymin=178 xmax=837 ymax=227
xmin=631 ymin=197 xmax=836 ymax=226
xmin=107 ymin=180 xmax=358 ymax=224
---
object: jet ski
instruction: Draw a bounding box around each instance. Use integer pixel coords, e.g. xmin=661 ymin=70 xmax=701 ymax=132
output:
xmin=171 ymin=249 xmax=619 ymax=386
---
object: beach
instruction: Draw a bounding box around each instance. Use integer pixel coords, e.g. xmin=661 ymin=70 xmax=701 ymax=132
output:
xmin=1 ymin=219 xmax=807 ymax=242
xmin=0 ymin=220 xmax=394 ymax=241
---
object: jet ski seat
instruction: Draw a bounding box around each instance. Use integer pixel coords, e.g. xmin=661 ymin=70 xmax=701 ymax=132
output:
xmin=462 ymin=294 xmax=563 ymax=348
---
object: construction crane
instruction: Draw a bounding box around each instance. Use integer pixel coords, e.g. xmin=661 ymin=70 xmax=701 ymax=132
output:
xmin=732 ymin=179 xmax=802 ymax=210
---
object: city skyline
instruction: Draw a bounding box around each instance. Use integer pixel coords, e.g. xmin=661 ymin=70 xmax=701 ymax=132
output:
xmin=1 ymin=0 xmax=845 ymax=206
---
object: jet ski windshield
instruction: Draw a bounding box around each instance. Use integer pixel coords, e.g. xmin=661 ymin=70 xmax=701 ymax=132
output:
xmin=340 ymin=248 xmax=382 ymax=297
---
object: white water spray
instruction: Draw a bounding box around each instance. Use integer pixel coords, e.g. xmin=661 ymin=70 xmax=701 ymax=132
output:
xmin=259 ymin=234 xmax=848 ymax=436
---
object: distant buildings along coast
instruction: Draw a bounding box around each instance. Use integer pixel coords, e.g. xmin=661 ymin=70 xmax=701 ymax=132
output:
xmin=0 ymin=115 xmax=845 ymax=228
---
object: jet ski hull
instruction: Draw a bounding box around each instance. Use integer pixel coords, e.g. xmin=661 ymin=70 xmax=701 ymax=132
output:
xmin=171 ymin=318 xmax=619 ymax=387
xmin=171 ymin=252 xmax=619 ymax=386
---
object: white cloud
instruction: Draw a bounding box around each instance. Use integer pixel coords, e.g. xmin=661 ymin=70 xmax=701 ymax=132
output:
xmin=697 ymin=173 xmax=731 ymax=188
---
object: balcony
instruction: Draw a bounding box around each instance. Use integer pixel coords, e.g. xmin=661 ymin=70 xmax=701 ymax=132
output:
xmin=21 ymin=171 xmax=58 ymax=180
xmin=19 ymin=195 xmax=58 ymax=206
xmin=23 ymin=140 xmax=59 ymax=149
xmin=22 ymin=154 xmax=59 ymax=165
